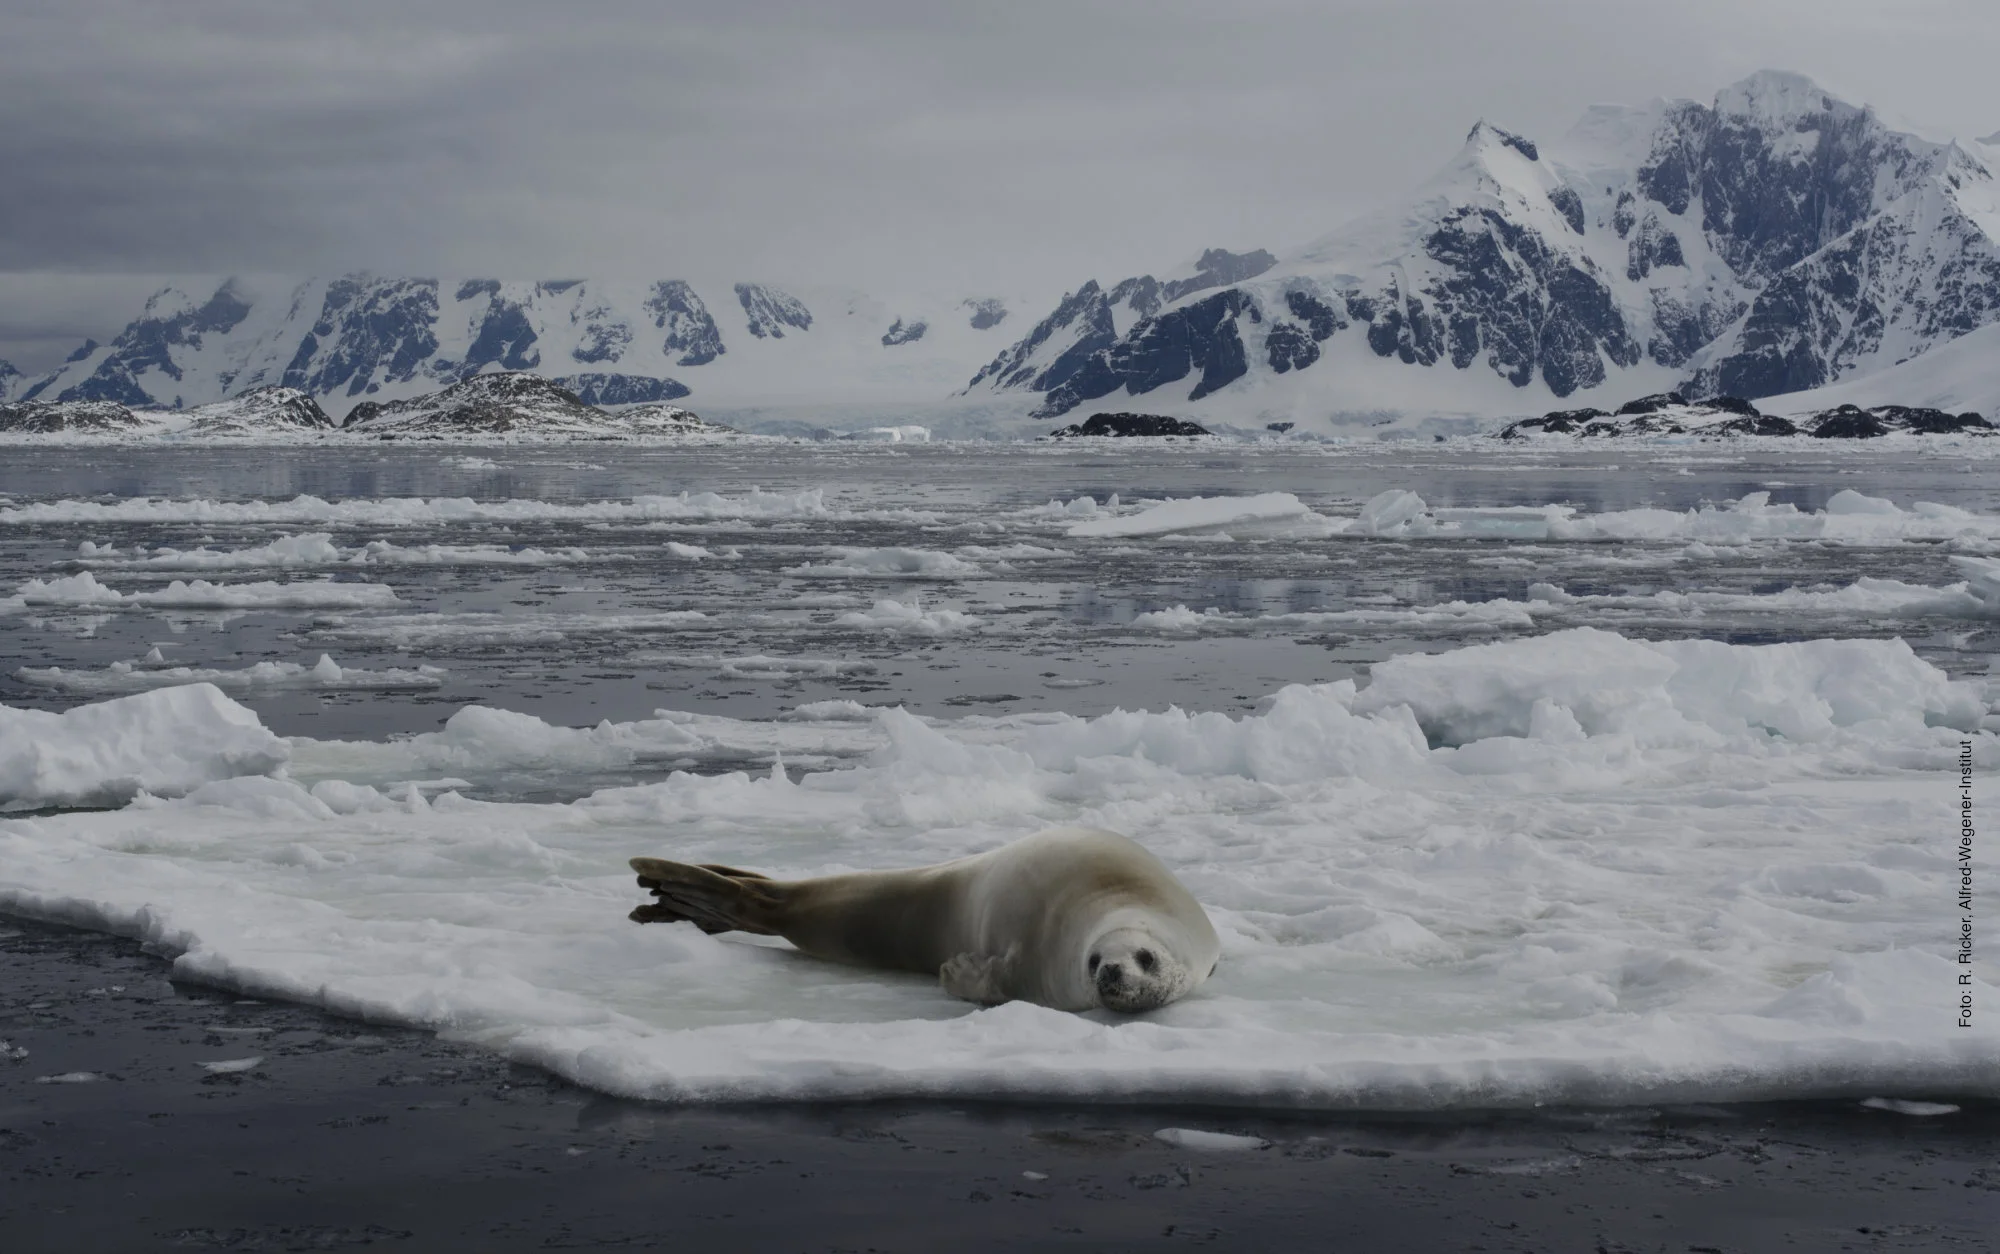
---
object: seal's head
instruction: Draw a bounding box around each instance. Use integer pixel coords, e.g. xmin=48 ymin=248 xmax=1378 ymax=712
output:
xmin=1086 ymin=926 xmax=1196 ymax=1013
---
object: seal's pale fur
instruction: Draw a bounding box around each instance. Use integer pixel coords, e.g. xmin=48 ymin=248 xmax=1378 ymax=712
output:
xmin=628 ymin=826 xmax=1219 ymax=1013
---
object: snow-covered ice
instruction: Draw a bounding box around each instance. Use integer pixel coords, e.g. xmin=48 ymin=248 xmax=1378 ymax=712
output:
xmin=17 ymin=654 xmax=445 ymax=696
xmin=1 ymin=628 xmax=1993 ymax=1106
xmin=0 ymin=684 xmax=288 ymax=810
xmin=7 ymin=571 xmax=399 ymax=611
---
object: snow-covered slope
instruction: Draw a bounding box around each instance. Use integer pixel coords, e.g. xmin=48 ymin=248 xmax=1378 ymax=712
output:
xmin=1763 ymin=320 xmax=2000 ymax=419
xmin=18 ymin=276 xmax=1042 ymax=420
xmin=971 ymin=71 xmax=2000 ymax=432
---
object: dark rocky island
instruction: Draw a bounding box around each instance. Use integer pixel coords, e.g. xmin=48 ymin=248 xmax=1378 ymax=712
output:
xmin=1499 ymin=392 xmax=1992 ymax=439
xmin=1050 ymin=411 xmax=1212 ymax=438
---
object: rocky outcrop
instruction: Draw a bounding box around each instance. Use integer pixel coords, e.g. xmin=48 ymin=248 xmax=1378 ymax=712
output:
xmin=1805 ymin=404 xmax=1993 ymax=438
xmin=28 ymin=282 xmax=254 ymax=407
xmin=644 ymin=280 xmax=724 ymax=366
xmin=183 ymin=387 xmax=335 ymax=435
xmin=0 ymin=400 xmax=149 ymax=434
xmin=881 ymin=318 xmax=927 ymax=346
xmin=1499 ymin=392 xmax=1991 ymax=438
xmin=963 ymin=298 xmax=1008 ymax=330
xmin=552 ymin=373 xmax=691 ymax=406
xmin=735 ymin=283 xmax=812 ymax=339
xmin=342 ymin=372 xmax=723 ymax=439
xmin=1050 ymin=412 xmax=1211 ymax=438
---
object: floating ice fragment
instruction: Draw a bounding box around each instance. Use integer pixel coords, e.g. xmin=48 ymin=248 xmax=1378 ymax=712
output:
xmin=34 ymin=1071 xmax=104 ymax=1084
xmin=1154 ymin=1128 xmax=1270 ymax=1151
xmin=1859 ymin=1097 xmax=1959 ymax=1116
xmin=198 ymin=1056 xmax=264 ymax=1075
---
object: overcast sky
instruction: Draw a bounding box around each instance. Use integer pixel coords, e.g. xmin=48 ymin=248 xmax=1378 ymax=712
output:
xmin=3 ymin=0 xmax=1996 ymax=370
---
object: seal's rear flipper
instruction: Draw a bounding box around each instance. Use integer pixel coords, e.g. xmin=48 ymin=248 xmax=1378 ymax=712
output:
xmin=629 ymin=856 xmax=783 ymax=935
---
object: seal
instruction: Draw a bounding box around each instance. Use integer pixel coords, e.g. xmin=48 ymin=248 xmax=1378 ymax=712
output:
xmin=627 ymin=825 xmax=1220 ymax=1013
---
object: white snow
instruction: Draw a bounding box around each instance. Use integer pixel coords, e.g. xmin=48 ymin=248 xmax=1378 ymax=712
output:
xmin=1153 ymin=1128 xmax=1271 ymax=1152
xmin=1860 ymin=1097 xmax=1960 ymax=1116
xmin=1 ymin=628 xmax=1993 ymax=1107
xmin=832 ymin=597 xmax=981 ymax=636
xmin=1067 ymin=492 xmax=1327 ymax=539
xmin=1765 ymin=322 xmax=2000 ymax=421
xmin=17 ymin=655 xmax=445 ymax=696
xmin=73 ymin=534 xmax=597 ymax=569
xmin=788 ymin=547 xmax=985 ymax=579
xmin=0 ymin=684 xmax=288 ymax=810
xmin=6 ymin=571 xmax=399 ymax=611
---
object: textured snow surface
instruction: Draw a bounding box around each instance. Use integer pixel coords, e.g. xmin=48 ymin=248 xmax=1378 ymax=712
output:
xmin=0 ymin=684 xmax=288 ymax=810
xmin=5 ymin=571 xmax=399 ymax=611
xmin=1 ymin=629 xmax=1993 ymax=1105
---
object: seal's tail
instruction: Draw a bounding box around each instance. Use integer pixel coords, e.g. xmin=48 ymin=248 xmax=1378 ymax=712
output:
xmin=628 ymin=857 xmax=783 ymax=935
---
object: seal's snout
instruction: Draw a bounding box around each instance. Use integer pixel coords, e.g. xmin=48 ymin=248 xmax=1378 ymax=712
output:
xmin=1096 ymin=961 xmax=1124 ymax=992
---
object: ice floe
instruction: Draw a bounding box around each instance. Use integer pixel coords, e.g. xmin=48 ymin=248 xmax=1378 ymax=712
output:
xmin=6 ymin=572 xmax=399 ymax=611
xmin=833 ymin=597 xmax=981 ymax=636
xmin=0 ymin=489 xmax=834 ymax=528
xmin=17 ymin=654 xmax=445 ymax=696
xmin=0 ymin=684 xmax=288 ymax=810
xmin=73 ymin=534 xmax=596 ymax=569
xmin=1 ymin=629 xmax=1993 ymax=1106
xmin=786 ymin=547 xmax=986 ymax=579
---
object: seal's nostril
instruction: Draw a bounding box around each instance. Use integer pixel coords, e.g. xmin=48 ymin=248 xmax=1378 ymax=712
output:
xmin=1098 ymin=962 xmax=1122 ymax=984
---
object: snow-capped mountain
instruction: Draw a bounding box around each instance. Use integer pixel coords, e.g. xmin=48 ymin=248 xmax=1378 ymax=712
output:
xmin=12 ymin=276 xmax=1035 ymax=418
xmin=971 ymin=71 xmax=2000 ymax=427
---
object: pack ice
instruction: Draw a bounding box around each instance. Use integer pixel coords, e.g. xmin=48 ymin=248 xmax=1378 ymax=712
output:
xmin=1 ymin=628 xmax=1992 ymax=1106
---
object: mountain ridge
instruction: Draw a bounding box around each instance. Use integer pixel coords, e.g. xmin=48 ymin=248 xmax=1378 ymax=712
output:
xmin=967 ymin=70 xmax=2000 ymax=429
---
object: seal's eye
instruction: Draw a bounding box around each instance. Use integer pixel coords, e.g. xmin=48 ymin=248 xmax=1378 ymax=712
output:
xmin=1136 ymin=949 xmax=1156 ymax=973
xmin=1087 ymin=955 xmax=1101 ymax=974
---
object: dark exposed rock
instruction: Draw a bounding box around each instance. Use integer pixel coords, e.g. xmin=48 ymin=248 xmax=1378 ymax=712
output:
xmin=343 ymin=372 xmax=597 ymax=435
xmin=1417 ymin=207 xmax=1638 ymax=395
xmin=455 ymin=279 xmax=500 ymax=302
xmin=1035 ymin=290 xmax=1259 ymax=416
xmin=0 ymin=399 xmax=146 ymax=433
xmin=461 ymin=295 xmax=541 ymax=375
xmin=1285 ymin=290 xmax=1346 ymax=341
xmin=553 ymin=373 xmax=691 ymax=406
xmin=1615 ymin=391 xmax=1690 ymax=415
xmin=342 ymin=373 xmax=721 ymax=439
xmin=643 ymin=281 xmax=724 ymax=366
xmin=1499 ymin=394 xmax=1785 ymax=438
xmin=567 ymin=291 xmax=634 ymax=365
xmin=1625 ymin=212 xmax=1686 ymax=281
xmin=1161 ymin=249 xmax=1278 ymax=303
xmin=1808 ymin=406 xmax=1890 ymax=438
xmin=1265 ymin=322 xmax=1319 ymax=373
xmin=881 ymin=318 xmax=927 ymax=347
xmin=64 ymin=338 xmax=99 ymax=364
xmin=185 ymin=386 xmax=335 ymax=435
xmin=968 ymin=281 xmax=1118 ymax=394
xmin=1108 ymin=276 xmax=1164 ymax=320
xmin=1548 ymin=186 xmax=1586 ymax=235
xmin=735 ymin=283 xmax=812 ymax=339
xmin=537 ymin=279 xmax=583 ymax=294
xmin=1611 ymin=191 xmax=1638 ymax=239
xmin=1709 ymin=413 xmax=1800 ymax=436
xmin=283 ymin=276 xmax=442 ymax=399
xmin=1050 ymin=412 xmax=1211 ymax=438
xmin=1484 ymin=126 xmax=1539 ymax=161
xmin=53 ymin=281 xmax=254 ymax=406
xmin=964 ymin=298 xmax=1008 ymax=330
xmin=1805 ymin=403 xmax=1993 ymax=437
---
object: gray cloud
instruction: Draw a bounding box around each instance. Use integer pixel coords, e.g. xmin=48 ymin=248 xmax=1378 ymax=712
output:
xmin=2 ymin=0 xmax=1996 ymax=370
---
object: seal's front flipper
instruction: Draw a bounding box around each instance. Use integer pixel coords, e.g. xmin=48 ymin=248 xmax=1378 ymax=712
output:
xmin=628 ymin=856 xmax=783 ymax=935
xmin=940 ymin=952 xmax=1014 ymax=1005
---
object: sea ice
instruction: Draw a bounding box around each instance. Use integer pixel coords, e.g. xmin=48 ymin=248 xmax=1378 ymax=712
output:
xmin=0 ymin=684 xmax=288 ymax=809
xmin=3 ymin=629 xmax=1992 ymax=1106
